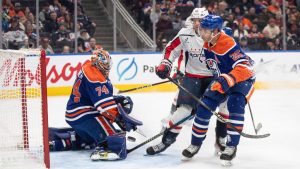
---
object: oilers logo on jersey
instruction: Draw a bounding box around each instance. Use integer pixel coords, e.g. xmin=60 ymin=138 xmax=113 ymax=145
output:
xmin=205 ymin=58 xmax=220 ymax=76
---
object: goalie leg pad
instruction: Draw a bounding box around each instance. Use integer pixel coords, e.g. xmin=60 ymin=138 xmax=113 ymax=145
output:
xmin=49 ymin=127 xmax=95 ymax=151
xmin=90 ymin=133 xmax=127 ymax=161
xmin=48 ymin=127 xmax=75 ymax=151
xmin=90 ymin=147 xmax=120 ymax=161
xmin=107 ymin=133 xmax=127 ymax=160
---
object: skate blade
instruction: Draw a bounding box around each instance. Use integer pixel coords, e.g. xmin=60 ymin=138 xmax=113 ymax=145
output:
xmin=220 ymin=159 xmax=232 ymax=167
xmin=181 ymin=156 xmax=192 ymax=161
xmin=91 ymin=152 xmax=119 ymax=161
xmin=214 ymin=149 xmax=222 ymax=157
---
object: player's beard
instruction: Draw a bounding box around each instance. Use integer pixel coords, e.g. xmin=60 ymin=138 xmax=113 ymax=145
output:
xmin=209 ymin=31 xmax=221 ymax=45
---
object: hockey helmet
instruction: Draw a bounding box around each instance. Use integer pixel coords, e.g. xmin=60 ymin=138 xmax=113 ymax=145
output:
xmin=222 ymin=27 xmax=233 ymax=37
xmin=190 ymin=8 xmax=209 ymax=19
xmin=200 ymin=14 xmax=223 ymax=30
xmin=91 ymin=49 xmax=112 ymax=77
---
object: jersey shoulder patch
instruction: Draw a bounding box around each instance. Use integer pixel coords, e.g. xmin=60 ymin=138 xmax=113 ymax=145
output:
xmin=82 ymin=61 xmax=106 ymax=83
xmin=211 ymin=32 xmax=236 ymax=55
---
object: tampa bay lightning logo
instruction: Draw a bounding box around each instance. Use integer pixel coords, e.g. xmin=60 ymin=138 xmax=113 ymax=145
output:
xmin=117 ymin=57 xmax=138 ymax=81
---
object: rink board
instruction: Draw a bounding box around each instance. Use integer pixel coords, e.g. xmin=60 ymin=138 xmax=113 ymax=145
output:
xmin=3 ymin=52 xmax=298 ymax=96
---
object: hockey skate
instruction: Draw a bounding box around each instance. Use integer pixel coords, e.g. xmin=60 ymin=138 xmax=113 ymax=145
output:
xmin=146 ymin=142 xmax=169 ymax=155
xmin=146 ymin=130 xmax=179 ymax=155
xmin=214 ymin=137 xmax=226 ymax=156
xmin=181 ymin=144 xmax=201 ymax=161
xmin=90 ymin=147 xmax=120 ymax=161
xmin=220 ymin=146 xmax=237 ymax=166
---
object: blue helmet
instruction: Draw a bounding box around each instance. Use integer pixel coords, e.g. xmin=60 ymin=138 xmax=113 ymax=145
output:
xmin=200 ymin=15 xmax=223 ymax=30
xmin=222 ymin=27 xmax=233 ymax=37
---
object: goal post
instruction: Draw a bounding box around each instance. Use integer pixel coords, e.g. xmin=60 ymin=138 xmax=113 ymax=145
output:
xmin=0 ymin=49 xmax=50 ymax=169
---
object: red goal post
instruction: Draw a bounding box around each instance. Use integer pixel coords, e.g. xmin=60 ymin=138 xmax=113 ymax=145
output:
xmin=0 ymin=49 xmax=50 ymax=169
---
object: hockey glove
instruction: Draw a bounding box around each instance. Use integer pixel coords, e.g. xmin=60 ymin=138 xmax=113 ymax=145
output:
xmin=113 ymin=95 xmax=133 ymax=114
xmin=211 ymin=74 xmax=235 ymax=94
xmin=155 ymin=59 xmax=172 ymax=79
xmin=115 ymin=104 xmax=142 ymax=132
xmin=172 ymin=70 xmax=185 ymax=84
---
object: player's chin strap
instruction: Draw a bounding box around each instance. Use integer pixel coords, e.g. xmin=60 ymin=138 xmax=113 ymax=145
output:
xmin=208 ymin=30 xmax=221 ymax=45
xmin=195 ymin=27 xmax=201 ymax=37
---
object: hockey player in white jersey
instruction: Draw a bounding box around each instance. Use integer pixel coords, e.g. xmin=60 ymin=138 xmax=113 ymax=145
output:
xmin=146 ymin=8 xmax=216 ymax=155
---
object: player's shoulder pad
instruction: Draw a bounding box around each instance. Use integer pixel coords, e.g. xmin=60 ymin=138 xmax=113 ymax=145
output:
xmin=212 ymin=32 xmax=236 ymax=55
xmin=82 ymin=61 xmax=107 ymax=83
xmin=177 ymin=28 xmax=195 ymax=37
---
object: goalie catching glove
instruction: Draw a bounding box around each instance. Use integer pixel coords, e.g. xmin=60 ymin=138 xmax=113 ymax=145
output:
xmin=113 ymin=95 xmax=133 ymax=114
xmin=115 ymin=104 xmax=143 ymax=132
xmin=156 ymin=59 xmax=172 ymax=79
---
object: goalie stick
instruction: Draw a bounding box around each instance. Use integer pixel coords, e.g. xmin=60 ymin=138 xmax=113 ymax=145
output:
xmin=127 ymin=114 xmax=194 ymax=153
xmin=167 ymin=76 xmax=270 ymax=139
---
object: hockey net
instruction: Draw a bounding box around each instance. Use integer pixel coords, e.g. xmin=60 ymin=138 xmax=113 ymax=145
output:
xmin=0 ymin=49 xmax=49 ymax=169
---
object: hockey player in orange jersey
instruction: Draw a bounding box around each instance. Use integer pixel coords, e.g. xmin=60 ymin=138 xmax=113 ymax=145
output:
xmin=181 ymin=15 xmax=255 ymax=166
xmin=65 ymin=49 xmax=142 ymax=161
xmin=147 ymin=8 xmax=215 ymax=155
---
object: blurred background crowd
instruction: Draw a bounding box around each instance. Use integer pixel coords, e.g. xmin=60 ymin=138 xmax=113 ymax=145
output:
xmin=124 ymin=0 xmax=300 ymax=51
xmin=1 ymin=0 xmax=300 ymax=53
xmin=1 ymin=0 xmax=100 ymax=54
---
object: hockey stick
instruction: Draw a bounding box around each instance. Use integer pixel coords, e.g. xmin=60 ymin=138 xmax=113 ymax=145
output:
xmin=117 ymin=80 xmax=170 ymax=94
xmin=117 ymin=71 xmax=184 ymax=94
xmin=248 ymin=102 xmax=262 ymax=134
xmin=167 ymin=76 xmax=270 ymax=139
xmin=127 ymin=114 xmax=194 ymax=153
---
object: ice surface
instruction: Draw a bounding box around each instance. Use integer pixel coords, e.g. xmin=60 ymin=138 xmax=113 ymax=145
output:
xmin=49 ymin=90 xmax=300 ymax=169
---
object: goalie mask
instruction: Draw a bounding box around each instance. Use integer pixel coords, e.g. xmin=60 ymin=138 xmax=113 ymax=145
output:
xmin=91 ymin=49 xmax=112 ymax=78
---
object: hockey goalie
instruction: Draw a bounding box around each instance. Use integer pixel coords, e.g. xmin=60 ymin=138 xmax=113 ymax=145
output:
xmin=49 ymin=49 xmax=142 ymax=161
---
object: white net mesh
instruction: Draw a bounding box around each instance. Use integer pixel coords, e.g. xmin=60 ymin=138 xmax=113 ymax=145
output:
xmin=0 ymin=50 xmax=48 ymax=169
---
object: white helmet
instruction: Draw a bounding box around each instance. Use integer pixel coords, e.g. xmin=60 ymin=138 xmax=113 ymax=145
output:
xmin=190 ymin=7 xmax=209 ymax=19
xmin=185 ymin=16 xmax=193 ymax=29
